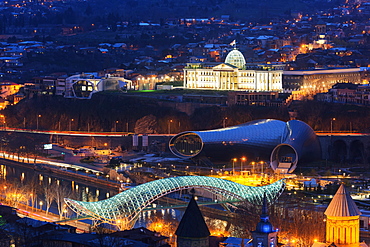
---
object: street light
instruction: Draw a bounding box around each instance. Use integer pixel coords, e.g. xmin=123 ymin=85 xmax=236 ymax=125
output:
xmin=69 ymin=119 xmax=74 ymax=131
xmin=330 ymin=118 xmax=336 ymax=135
xmin=36 ymin=114 xmax=41 ymax=130
xmin=168 ymin=119 xmax=173 ymax=134
xmin=241 ymin=157 xmax=247 ymax=173
xmin=251 ymin=161 xmax=256 ymax=174
xmin=232 ymin=158 xmax=237 ymax=175
xmin=115 ymin=121 xmax=119 ymax=132
xmin=259 ymin=160 xmax=265 ymax=174
xmin=39 ymin=201 xmax=43 ymax=210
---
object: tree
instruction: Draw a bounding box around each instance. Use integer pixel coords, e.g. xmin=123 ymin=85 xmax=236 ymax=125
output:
xmin=134 ymin=114 xmax=158 ymax=134
xmin=5 ymin=182 xmax=27 ymax=208
xmin=52 ymin=183 xmax=72 ymax=219
xmin=25 ymin=176 xmax=40 ymax=211
xmin=43 ymin=185 xmax=54 ymax=215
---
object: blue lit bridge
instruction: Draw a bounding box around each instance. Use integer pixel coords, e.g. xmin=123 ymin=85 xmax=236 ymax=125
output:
xmin=65 ymin=176 xmax=285 ymax=229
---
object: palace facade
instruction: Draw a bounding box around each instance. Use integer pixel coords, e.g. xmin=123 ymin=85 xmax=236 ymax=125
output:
xmin=183 ymin=49 xmax=283 ymax=92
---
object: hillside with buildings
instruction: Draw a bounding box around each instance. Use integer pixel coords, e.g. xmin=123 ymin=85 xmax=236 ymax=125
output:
xmin=3 ymin=92 xmax=370 ymax=133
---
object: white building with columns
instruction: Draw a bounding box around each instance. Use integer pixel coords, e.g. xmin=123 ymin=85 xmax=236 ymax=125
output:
xmin=183 ymin=49 xmax=283 ymax=91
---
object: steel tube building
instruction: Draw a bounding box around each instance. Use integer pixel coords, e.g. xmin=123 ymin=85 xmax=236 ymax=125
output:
xmin=169 ymin=119 xmax=321 ymax=173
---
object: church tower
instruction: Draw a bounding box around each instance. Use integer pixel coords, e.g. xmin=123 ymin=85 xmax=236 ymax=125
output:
xmin=325 ymin=184 xmax=367 ymax=246
xmin=252 ymin=195 xmax=278 ymax=247
xmin=313 ymin=184 xmax=368 ymax=247
xmin=175 ymin=196 xmax=210 ymax=247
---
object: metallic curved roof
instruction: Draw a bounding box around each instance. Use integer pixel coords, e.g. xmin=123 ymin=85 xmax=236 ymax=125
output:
xmin=65 ymin=176 xmax=285 ymax=228
xmin=170 ymin=119 xmax=321 ymax=173
xmin=325 ymin=184 xmax=361 ymax=217
xmin=194 ymin=119 xmax=286 ymax=148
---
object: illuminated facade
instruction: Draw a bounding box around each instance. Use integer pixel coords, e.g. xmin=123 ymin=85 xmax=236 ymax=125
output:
xmin=283 ymin=68 xmax=361 ymax=98
xmin=184 ymin=49 xmax=283 ymax=91
xmin=0 ymin=81 xmax=23 ymax=99
xmin=65 ymin=73 xmax=132 ymax=99
xmin=169 ymin=119 xmax=321 ymax=173
xmin=132 ymin=72 xmax=183 ymax=90
xmin=313 ymin=184 xmax=368 ymax=247
xmin=65 ymin=176 xmax=285 ymax=229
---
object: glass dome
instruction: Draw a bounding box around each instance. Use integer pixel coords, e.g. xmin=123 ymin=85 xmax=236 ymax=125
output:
xmin=225 ymin=49 xmax=246 ymax=69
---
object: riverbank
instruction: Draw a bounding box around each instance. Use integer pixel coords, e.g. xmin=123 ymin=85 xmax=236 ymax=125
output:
xmin=0 ymin=157 xmax=121 ymax=191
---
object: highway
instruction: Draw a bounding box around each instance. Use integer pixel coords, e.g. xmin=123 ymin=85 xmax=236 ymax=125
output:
xmin=0 ymin=127 xmax=175 ymax=137
xmin=0 ymin=151 xmax=103 ymax=173
xmin=3 ymin=127 xmax=370 ymax=137
xmin=0 ymin=156 xmax=121 ymax=191
xmin=315 ymin=132 xmax=370 ymax=136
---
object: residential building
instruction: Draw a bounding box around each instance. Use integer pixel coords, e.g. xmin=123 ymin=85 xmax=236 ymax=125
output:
xmin=316 ymin=83 xmax=370 ymax=106
xmin=0 ymin=81 xmax=22 ymax=99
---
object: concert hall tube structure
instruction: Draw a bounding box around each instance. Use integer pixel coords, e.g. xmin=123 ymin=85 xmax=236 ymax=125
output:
xmin=169 ymin=119 xmax=321 ymax=173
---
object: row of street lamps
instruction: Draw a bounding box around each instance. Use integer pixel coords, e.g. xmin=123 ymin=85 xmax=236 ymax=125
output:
xmin=231 ymin=157 xmax=266 ymax=175
xmin=31 ymin=115 xmax=129 ymax=132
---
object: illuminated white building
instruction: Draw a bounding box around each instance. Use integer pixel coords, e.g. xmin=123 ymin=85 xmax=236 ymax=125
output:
xmin=183 ymin=49 xmax=283 ymax=91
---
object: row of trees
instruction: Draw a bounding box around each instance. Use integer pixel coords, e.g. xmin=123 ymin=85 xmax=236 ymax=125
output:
xmin=0 ymin=132 xmax=48 ymax=162
xmin=235 ymin=193 xmax=326 ymax=246
xmin=143 ymin=194 xmax=325 ymax=246
xmin=3 ymin=94 xmax=290 ymax=133
xmin=0 ymin=174 xmax=80 ymax=220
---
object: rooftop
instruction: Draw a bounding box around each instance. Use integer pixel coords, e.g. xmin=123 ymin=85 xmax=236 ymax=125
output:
xmin=325 ymin=184 xmax=361 ymax=217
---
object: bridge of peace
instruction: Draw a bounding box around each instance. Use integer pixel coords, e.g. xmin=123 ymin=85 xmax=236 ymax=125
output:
xmin=64 ymin=176 xmax=285 ymax=229
xmin=1 ymin=120 xmax=370 ymax=246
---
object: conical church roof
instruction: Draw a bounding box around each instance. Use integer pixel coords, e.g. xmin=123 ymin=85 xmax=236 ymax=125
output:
xmin=325 ymin=184 xmax=361 ymax=217
xmin=175 ymin=196 xmax=210 ymax=238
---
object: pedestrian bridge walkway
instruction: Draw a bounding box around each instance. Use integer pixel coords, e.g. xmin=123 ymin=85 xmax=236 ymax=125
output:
xmin=65 ymin=176 xmax=285 ymax=229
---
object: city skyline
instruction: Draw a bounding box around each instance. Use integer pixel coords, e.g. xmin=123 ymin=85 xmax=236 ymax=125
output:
xmin=0 ymin=0 xmax=370 ymax=246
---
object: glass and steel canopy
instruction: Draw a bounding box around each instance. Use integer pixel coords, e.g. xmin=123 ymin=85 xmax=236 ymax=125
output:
xmin=65 ymin=176 xmax=285 ymax=228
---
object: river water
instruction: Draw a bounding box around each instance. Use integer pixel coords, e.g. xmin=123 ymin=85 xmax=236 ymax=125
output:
xmin=0 ymin=163 xmax=116 ymax=216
